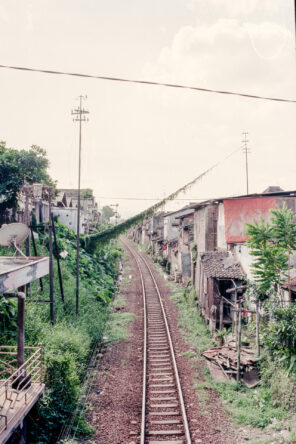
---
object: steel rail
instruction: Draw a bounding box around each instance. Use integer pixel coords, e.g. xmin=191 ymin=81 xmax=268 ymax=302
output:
xmin=122 ymin=238 xmax=191 ymax=444
xmin=121 ymin=239 xmax=147 ymax=444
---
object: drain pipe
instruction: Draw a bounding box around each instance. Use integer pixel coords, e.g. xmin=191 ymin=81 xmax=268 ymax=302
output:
xmin=3 ymin=291 xmax=26 ymax=368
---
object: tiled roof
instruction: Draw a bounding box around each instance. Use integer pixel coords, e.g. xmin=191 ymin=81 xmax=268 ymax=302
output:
xmin=200 ymin=251 xmax=244 ymax=279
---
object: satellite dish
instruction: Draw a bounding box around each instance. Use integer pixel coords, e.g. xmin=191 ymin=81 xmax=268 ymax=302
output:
xmin=0 ymin=223 xmax=30 ymax=247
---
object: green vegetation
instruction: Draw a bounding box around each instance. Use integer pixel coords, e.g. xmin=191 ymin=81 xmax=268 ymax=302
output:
xmin=170 ymin=286 xmax=295 ymax=430
xmin=80 ymin=188 xmax=93 ymax=199
xmin=0 ymin=222 xmax=122 ymax=443
xmin=246 ymin=207 xmax=296 ymax=374
xmin=101 ymin=205 xmax=115 ymax=222
xmin=246 ymin=205 xmax=296 ymax=296
xmin=0 ymin=142 xmax=55 ymax=215
xmin=84 ymin=161 xmax=221 ymax=251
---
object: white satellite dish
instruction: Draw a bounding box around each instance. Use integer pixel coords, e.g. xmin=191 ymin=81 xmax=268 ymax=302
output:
xmin=0 ymin=223 xmax=30 ymax=247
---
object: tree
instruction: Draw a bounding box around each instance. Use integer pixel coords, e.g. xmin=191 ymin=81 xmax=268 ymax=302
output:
xmin=81 ymin=188 xmax=93 ymax=198
xmin=101 ymin=206 xmax=115 ymax=222
xmin=0 ymin=142 xmax=55 ymax=213
xmin=246 ymin=205 xmax=296 ymax=298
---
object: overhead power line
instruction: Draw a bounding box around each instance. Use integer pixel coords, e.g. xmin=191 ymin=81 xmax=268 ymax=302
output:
xmin=94 ymin=196 xmax=212 ymax=201
xmin=0 ymin=63 xmax=295 ymax=104
xmin=84 ymin=146 xmax=241 ymax=250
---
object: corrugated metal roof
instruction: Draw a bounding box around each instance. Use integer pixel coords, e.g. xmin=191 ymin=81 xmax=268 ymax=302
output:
xmin=189 ymin=189 xmax=296 ymax=210
xmin=200 ymin=251 xmax=244 ymax=279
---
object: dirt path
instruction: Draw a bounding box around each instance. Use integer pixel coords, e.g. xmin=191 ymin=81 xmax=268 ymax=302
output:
xmin=87 ymin=244 xmax=238 ymax=444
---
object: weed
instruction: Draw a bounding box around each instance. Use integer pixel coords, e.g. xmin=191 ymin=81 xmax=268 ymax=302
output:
xmin=0 ymin=223 xmax=122 ymax=443
xmin=105 ymin=312 xmax=135 ymax=343
xmin=170 ymin=285 xmax=292 ymax=429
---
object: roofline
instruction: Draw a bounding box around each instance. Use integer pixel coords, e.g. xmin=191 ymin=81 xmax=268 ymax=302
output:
xmin=164 ymin=206 xmax=193 ymax=217
xmin=175 ymin=211 xmax=194 ymax=220
xmin=189 ymin=189 xmax=296 ymax=210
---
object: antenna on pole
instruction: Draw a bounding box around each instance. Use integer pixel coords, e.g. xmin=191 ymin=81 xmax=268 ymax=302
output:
xmin=111 ymin=204 xmax=119 ymax=225
xmin=71 ymin=95 xmax=89 ymax=316
xmin=242 ymin=132 xmax=251 ymax=195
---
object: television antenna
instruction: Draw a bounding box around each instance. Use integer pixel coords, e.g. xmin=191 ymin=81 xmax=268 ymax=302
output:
xmin=0 ymin=223 xmax=30 ymax=258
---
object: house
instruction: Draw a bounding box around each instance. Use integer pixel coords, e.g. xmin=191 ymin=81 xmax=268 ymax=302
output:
xmin=51 ymin=207 xmax=88 ymax=234
xmin=176 ymin=211 xmax=194 ymax=283
xmin=150 ymin=213 xmax=166 ymax=255
xmin=163 ymin=207 xmax=193 ymax=278
xmin=53 ymin=189 xmax=100 ymax=234
xmin=190 ymin=187 xmax=296 ymax=333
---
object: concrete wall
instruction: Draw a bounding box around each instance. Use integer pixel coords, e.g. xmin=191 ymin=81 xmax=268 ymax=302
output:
xmin=194 ymin=207 xmax=207 ymax=252
xmin=194 ymin=204 xmax=218 ymax=253
xmin=164 ymin=209 xmax=192 ymax=242
xmin=51 ymin=207 xmax=87 ymax=234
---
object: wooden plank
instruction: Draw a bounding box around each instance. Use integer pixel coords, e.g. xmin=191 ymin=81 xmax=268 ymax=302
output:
xmin=0 ymin=257 xmax=49 ymax=293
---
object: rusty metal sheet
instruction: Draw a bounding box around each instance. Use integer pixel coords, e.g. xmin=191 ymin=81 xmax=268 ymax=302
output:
xmin=223 ymin=196 xmax=276 ymax=243
xmin=0 ymin=257 xmax=49 ymax=293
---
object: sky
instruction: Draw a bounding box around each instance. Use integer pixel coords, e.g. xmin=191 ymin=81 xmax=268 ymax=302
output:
xmin=0 ymin=0 xmax=296 ymax=218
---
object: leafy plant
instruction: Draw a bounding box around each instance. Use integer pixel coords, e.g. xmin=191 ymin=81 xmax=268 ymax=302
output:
xmin=246 ymin=205 xmax=296 ymax=297
xmin=261 ymin=304 xmax=296 ymax=362
xmin=0 ymin=297 xmax=17 ymax=341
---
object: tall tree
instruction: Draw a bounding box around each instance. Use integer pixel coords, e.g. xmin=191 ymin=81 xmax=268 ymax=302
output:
xmin=0 ymin=142 xmax=55 ymax=213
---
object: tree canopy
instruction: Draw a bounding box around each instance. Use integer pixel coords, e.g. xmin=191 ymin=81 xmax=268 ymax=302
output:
xmin=0 ymin=141 xmax=55 ymax=213
xmin=101 ymin=206 xmax=115 ymax=222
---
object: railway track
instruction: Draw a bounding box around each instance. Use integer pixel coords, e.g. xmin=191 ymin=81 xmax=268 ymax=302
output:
xmin=122 ymin=238 xmax=192 ymax=444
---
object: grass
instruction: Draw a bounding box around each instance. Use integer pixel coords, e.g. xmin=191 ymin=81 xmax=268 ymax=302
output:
xmin=170 ymin=286 xmax=292 ymax=430
xmin=103 ymin=269 xmax=135 ymax=344
xmin=104 ymin=312 xmax=135 ymax=343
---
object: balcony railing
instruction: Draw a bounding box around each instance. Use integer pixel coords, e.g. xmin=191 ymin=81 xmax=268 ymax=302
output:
xmin=0 ymin=346 xmax=43 ymax=435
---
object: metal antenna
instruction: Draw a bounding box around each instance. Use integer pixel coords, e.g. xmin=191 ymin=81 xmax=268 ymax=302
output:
xmin=111 ymin=203 xmax=119 ymax=225
xmin=242 ymin=132 xmax=251 ymax=194
xmin=71 ymin=95 xmax=89 ymax=316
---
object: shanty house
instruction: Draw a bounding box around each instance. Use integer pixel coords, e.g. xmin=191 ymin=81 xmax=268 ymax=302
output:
xmin=163 ymin=207 xmax=193 ymax=278
xmin=191 ymin=187 xmax=296 ymax=332
xmin=176 ymin=211 xmax=194 ymax=283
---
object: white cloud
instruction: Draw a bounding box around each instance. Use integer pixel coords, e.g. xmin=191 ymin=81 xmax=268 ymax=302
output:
xmin=145 ymin=18 xmax=295 ymax=95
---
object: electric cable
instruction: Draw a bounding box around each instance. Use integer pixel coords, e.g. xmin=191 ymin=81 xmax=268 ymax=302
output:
xmin=0 ymin=63 xmax=295 ymax=104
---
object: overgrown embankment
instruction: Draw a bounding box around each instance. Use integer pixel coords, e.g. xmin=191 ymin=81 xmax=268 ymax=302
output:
xmin=0 ymin=222 xmax=122 ymax=443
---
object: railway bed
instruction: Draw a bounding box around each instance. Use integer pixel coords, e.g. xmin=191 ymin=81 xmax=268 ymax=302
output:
xmin=122 ymin=239 xmax=192 ymax=444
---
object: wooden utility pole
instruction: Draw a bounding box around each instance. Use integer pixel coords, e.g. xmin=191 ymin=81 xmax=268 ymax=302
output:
xmin=242 ymin=132 xmax=250 ymax=194
xmin=236 ymin=300 xmax=242 ymax=384
xmin=71 ymin=96 xmax=89 ymax=316
xmin=51 ymin=214 xmax=65 ymax=309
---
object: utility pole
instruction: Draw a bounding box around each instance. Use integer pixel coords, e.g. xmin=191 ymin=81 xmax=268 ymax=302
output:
xmin=111 ymin=203 xmax=119 ymax=225
xmin=242 ymin=132 xmax=250 ymax=194
xmin=71 ymin=96 xmax=89 ymax=316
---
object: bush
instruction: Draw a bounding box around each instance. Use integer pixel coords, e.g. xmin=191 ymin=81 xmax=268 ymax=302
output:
xmin=16 ymin=222 xmax=123 ymax=442
xmin=261 ymin=303 xmax=296 ymax=373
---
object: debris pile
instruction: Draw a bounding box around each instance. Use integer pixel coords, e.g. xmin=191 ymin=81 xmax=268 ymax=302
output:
xmin=202 ymin=341 xmax=260 ymax=388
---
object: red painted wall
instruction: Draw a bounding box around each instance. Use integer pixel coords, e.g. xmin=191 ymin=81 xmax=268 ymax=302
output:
xmin=223 ymin=196 xmax=276 ymax=243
